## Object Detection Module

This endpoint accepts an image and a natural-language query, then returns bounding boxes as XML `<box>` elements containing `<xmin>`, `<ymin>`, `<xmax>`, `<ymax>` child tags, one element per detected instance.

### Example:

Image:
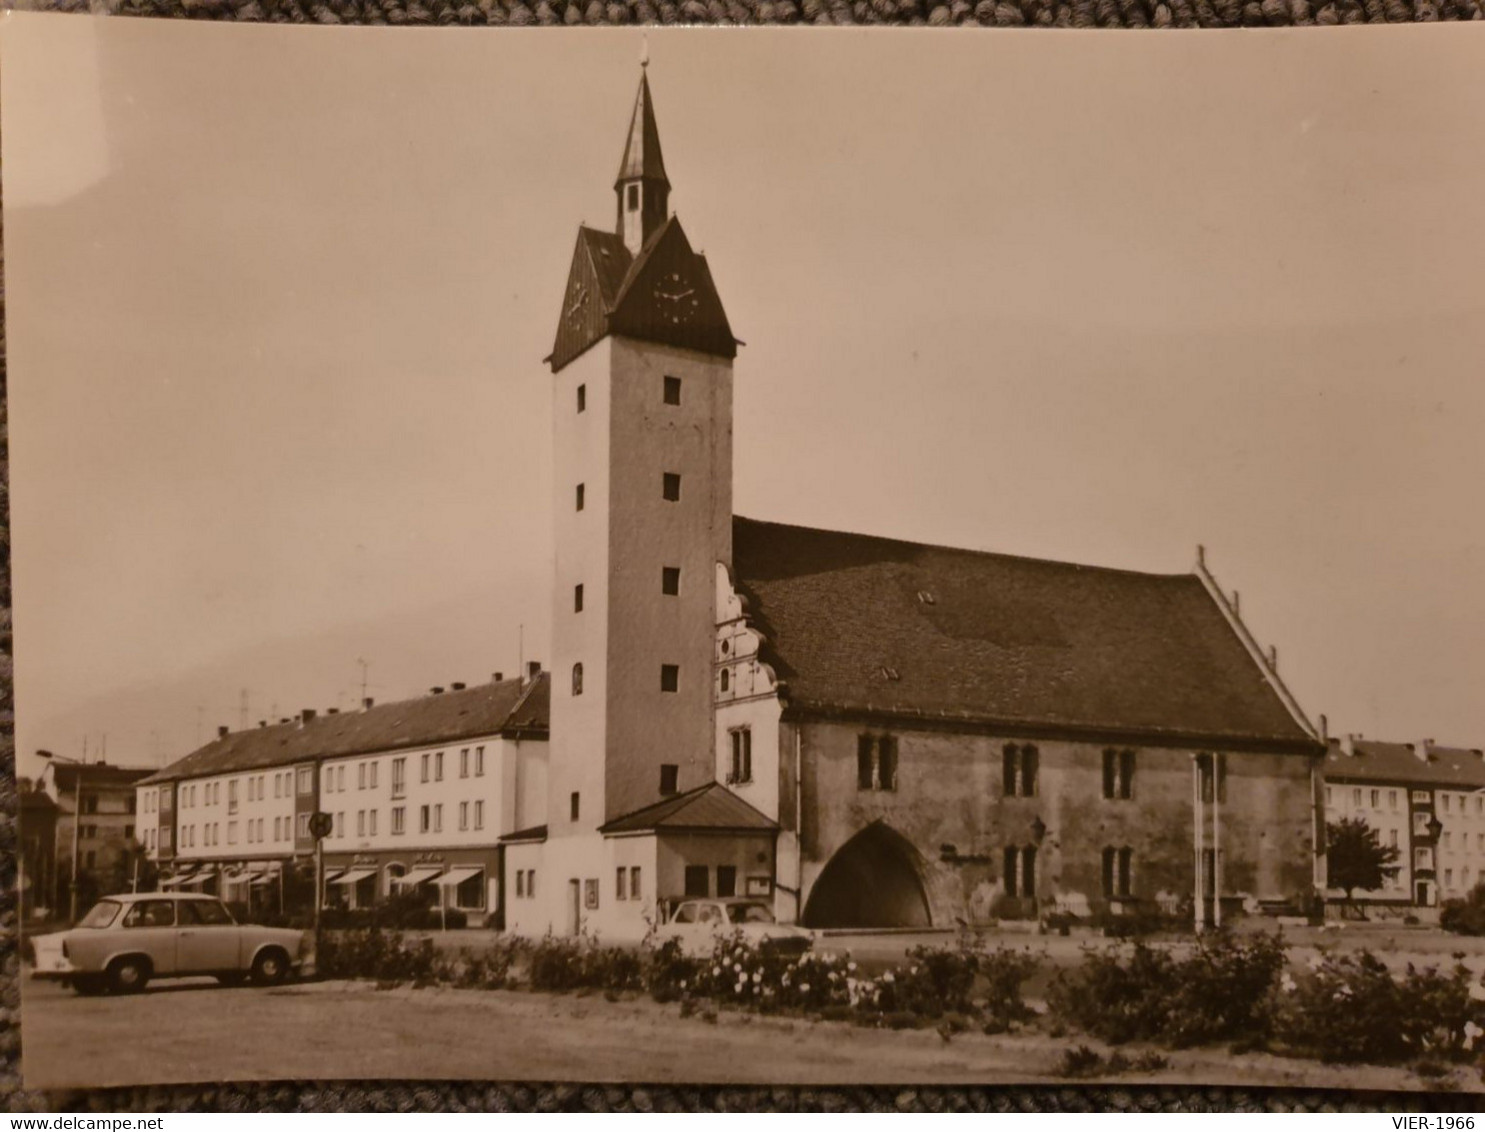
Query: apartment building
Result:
<box><xmin>1323</xmin><ymin>736</ymin><xmax>1485</xmax><ymax>911</ymax></box>
<box><xmin>138</xmin><ymin>669</ymin><xmax>548</xmax><ymax>917</ymax></box>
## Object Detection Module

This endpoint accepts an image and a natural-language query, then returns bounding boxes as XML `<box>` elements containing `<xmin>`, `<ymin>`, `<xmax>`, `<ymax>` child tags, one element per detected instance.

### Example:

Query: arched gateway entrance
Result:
<box><xmin>801</xmin><ymin>823</ymin><xmax>932</xmax><ymax>929</ymax></box>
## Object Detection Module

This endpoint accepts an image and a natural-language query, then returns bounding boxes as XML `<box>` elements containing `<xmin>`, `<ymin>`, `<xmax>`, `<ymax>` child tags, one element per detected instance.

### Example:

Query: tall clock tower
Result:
<box><xmin>545</xmin><ymin>67</ymin><xmax>739</xmax><ymax>838</ymax></box>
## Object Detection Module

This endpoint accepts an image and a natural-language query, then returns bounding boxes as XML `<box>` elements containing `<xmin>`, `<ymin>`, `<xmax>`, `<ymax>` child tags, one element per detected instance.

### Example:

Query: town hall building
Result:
<box><xmin>500</xmin><ymin>68</ymin><xmax>1328</xmax><ymax>941</ymax></box>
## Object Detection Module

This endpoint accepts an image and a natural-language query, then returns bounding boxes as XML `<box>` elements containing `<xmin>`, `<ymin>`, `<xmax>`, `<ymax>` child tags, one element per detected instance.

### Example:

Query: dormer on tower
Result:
<box><xmin>615</xmin><ymin>68</ymin><xmax>670</xmax><ymax>257</ymax></box>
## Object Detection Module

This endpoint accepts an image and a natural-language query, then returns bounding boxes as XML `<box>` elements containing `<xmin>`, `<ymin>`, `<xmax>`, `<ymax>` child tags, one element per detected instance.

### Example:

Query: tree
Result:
<box><xmin>1326</xmin><ymin>817</ymin><xmax>1401</xmax><ymax>918</ymax></box>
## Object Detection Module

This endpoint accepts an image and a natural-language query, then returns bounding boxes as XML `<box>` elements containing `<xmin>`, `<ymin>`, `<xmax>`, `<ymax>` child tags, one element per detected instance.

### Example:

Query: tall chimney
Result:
<box><xmin>300</xmin><ymin>708</ymin><xmax>316</xmax><ymax>727</ymax></box>
<box><xmin>1414</xmin><ymin>739</ymin><xmax>1434</xmax><ymax>763</ymax></box>
<box><xmin>527</xmin><ymin>660</ymin><xmax>541</xmax><ymax>682</ymax></box>
<box><xmin>217</xmin><ymin>725</ymin><xmax>229</xmax><ymax>739</ymax></box>
<box><xmin>1340</xmin><ymin>733</ymin><xmax>1357</xmax><ymax>758</ymax></box>
<box><xmin>362</xmin><ymin>697</ymin><xmax>374</xmax><ymax>711</ymax></box>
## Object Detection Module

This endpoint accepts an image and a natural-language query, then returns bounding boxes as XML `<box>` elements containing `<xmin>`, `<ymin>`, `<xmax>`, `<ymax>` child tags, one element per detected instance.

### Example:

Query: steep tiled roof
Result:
<box><xmin>731</xmin><ymin>517</ymin><xmax>1316</xmax><ymax>751</ymax></box>
<box><xmin>139</xmin><ymin>674</ymin><xmax>549</xmax><ymax>786</ymax></box>
<box><xmin>1324</xmin><ymin>738</ymin><xmax>1485</xmax><ymax>789</ymax></box>
<box><xmin>600</xmin><ymin>782</ymin><xmax>778</xmax><ymax>835</ymax></box>
<box><xmin>549</xmin><ymin>215</ymin><xmax>737</xmax><ymax>371</ymax></box>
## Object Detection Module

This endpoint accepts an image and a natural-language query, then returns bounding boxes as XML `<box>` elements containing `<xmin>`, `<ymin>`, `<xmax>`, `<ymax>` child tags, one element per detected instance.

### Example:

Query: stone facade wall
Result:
<box><xmin>794</xmin><ymin>717</ymin><xmax>1318</xmax><ymax>926</ymax></box>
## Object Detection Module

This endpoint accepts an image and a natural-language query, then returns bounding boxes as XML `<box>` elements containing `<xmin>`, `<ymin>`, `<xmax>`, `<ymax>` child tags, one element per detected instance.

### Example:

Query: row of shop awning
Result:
<box><xmin>323</xmin><ymin>865</ymin><xmax>483</xmax><ymax>889</ymax></box>
<box><xmin>162</xmin><ymin>865</ymin><xmax>280</xmax><ymax>889</ymax></box>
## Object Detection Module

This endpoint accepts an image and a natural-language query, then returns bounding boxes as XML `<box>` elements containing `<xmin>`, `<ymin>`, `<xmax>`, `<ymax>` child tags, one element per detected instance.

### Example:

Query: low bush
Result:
<box><xmin>1053</xmin><ymin>1044</ymin><xmax>1170</xmax><ymax>1079</ymax></box>
<box><xmin>527</xmin><ymin>933</ymin><xmax>644</xmax><ymax>993</ymax></box>
<box><xmin>1440</xmin><ymin>885</ymin><xmax>1485</xmax><ymax>937</ymax></box>
<box><xmin>1048</xmin><ymin>933</ymin><xmax>1285</xmax><ymax>1048</ymax></box>
<box><xmin>318</xmin><ymin>926</ymin><xmax>437</xmax><ymax>983</ymax></box>
<box><xmin>436</xmin><ymin>936</ymin><xmax>528</xmax><ymax>990</ymax></box>
<box><xmin>644</xmin><ymin>938</ymin><xmax>702</xmax><ymax>1003</ymax></box>
<box><xmin>1271</xmin><ymin>950</ymin><xmax>1485</xmax><ymax>1065</ymax></box>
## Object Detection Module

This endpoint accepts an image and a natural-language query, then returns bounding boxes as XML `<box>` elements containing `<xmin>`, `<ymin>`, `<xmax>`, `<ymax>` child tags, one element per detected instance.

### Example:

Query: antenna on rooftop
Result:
<box><xmin>357</xmin><ymin>658</ymin><xmax>370</xmax><ymax>705</ymax></box>
<box><xmin>239</xmin><ymin>688</ymin><xmax>250</xmax><ymax>732</ymax></box>
<box><xmin>640</xmin><ymin>33</ymin><xmax>649</xmax><ymax>69</ymax></box>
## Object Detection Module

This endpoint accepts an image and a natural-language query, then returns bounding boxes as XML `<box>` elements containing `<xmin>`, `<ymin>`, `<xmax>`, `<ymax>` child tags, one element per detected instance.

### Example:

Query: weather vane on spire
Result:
<box><xmin>640</xmin><ymin>34</ymin><xmax>649</xmax><ymax>69</ymax></box>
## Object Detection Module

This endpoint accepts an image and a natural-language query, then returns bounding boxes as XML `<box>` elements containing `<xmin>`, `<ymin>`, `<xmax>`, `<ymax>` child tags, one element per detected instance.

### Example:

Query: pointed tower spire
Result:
<box><xmin>615</xmin><ymin>67</ymin><xmax>670</xmax><ymax>257</ymax></box>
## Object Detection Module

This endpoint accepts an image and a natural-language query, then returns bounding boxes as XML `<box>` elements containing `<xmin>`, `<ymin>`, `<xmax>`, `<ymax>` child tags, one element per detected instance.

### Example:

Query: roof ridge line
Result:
<box><xmin>732</xmin><ymin>514</ymin><xmax>1194</xmax><ymax>581</ymax></box>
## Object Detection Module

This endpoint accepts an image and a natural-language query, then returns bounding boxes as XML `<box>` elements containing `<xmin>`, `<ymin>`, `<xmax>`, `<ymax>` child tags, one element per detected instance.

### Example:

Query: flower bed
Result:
<box><xmin>316</xmin><ymin>924</ymin><xmax>1485</xmax><ymax>1072</ymax></box>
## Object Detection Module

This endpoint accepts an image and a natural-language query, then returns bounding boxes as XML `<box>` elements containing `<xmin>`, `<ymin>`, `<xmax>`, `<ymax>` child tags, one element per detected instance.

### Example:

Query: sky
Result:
<box><xmin>4</xmin><ymin>16</ymin><xmax>1484</xmax><ymax>780</ymax></box>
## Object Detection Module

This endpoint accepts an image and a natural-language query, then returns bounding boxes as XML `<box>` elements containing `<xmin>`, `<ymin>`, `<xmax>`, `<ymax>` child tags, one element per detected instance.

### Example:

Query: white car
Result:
<box><xmin>651</xmin><ymin>897</ymin><xmax>814</xmax><ymax>959</ymax></box>
<box><xmin>30</xmin><ymin>892</ymin><xmax>309</xmax><ymax>995</ymax></box>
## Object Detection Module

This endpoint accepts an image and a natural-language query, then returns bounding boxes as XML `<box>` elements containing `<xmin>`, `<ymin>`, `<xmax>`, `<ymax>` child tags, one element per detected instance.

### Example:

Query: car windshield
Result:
<box><xmin>77</xmin><ymin>900</ymin><xmax>122</xmax><ymax>929</ymax></box>
<box><xmin>727</xmin><ymin>902</ymin><xmax>775</xmax><ymax>925</ymax></box>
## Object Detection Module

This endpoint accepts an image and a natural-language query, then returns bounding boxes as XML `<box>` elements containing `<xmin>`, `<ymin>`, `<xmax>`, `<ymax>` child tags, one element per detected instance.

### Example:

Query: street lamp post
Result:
<box><xmin>36</xmin><ymin>749</ymin><xmax>85</xmax><ymax>924</ymax></box>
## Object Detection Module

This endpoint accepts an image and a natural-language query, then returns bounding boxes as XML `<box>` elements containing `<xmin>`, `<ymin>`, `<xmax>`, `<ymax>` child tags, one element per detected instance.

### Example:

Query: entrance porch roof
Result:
<box><xmin>599</xmin><ymin>782</ymin><xmax>778</xmax><ymax>836</ymax></box>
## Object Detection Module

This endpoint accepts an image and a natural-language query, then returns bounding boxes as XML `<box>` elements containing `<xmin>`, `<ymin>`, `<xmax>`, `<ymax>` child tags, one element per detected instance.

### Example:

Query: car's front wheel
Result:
<box><xmin>106</xmin><ymin>957</ymin><xmax>150</xmax><ymax>995</ymax></box>
<box><xmin>250</xmin><ymin>948</ymin><xmax>290</xmax><ymax>986</ymax></box>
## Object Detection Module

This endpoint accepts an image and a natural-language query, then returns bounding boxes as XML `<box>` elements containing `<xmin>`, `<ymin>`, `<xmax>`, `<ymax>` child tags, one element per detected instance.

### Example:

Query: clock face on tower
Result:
<box><xmin>565</xmin><ymin>285</ymin><xmax>589</xmax><ymax>328</ymax></box>
<box><xmin>652</xmin><ymin>270</ymin><xmax>701</xmax><ymax>325</ymax></box>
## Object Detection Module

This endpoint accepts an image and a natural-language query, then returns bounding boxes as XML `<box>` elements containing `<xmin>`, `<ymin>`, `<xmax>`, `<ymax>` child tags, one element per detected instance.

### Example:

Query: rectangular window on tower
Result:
<box><xmin>659</xmin><ymin>764</ymin><xmax>679</xmax><ymax>795</ymax></box>
<box><xmin>570</xmin><ymin>792</ymin><xmax>581</xmax><ymax>822</ymax></box>
<box><xmin>576</xmin><ymin>383</ymin><xmax>586</xmax><ymax>413</ymax></box>
<box><xmin>663</xmin><ymin>375</ymin><xmax>682</xmax><ymax>405</ymax></box>
<box><xmin>575</xmin><ymin>483</ymin><xmax>585</xmax><ymax>511</ymax></box>
<box><xmin>662</xmin><ymin>472</ymin><xmax>681</xmax><ymax>502</ymax></box>
<box><xmin>627</xmin><ymin>183</ymin><xmax>639</xmax><ymax>210</ymax></box>
<box><xmin>660</xmin><ymin>664</ymin><xmax>680</xmax><ymax>693</ymax></box>
<box><xmin>574</xmin><ymin>584</ymin><xmax>584</xmax><ymax>612</ymax></box>
<box><xmin>661</xmin><ymin>566</ymin><xmax>681</xmax><ymax>596</ymax></box>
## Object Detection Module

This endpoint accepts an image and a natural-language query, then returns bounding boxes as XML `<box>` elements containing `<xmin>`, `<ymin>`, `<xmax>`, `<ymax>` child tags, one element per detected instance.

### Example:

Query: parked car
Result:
<box><xmin>30</xmin><ymin>893</ymin><xmax>309</xmax><ymax>995</ymax></box>
<box><xmin>650</xmin><ymin>897</ymin><xmax>814</xmax><ymax>958</ymax></box>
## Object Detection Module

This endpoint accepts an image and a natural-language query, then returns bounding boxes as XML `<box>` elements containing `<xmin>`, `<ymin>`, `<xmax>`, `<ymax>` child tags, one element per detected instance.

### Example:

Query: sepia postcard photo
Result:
<box><xmin>4</xmin><ymin>11</ymin><xmax>1485</xmax><ymax>1093</ymax></box>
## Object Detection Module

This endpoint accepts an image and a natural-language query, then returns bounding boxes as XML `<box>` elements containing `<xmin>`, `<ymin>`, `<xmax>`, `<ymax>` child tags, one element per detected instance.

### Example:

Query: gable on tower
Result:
<box><xmin>547</xmin><ymin>70</ymin><xmax>738</xmax><ymax>374</ymax></box>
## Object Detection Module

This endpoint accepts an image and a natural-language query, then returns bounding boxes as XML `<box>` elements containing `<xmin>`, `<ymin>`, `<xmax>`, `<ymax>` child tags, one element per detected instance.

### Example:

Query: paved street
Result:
<box><xmin>21</xmin><ymin>968</ymin><xmax>1471</xmax><ymax>1093</ymax></box>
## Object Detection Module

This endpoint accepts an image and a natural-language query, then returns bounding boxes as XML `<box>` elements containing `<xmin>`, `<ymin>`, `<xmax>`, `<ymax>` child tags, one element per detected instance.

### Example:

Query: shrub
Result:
<box><xmin>1054</xmin><ymin>1044</ymin><xmax>1107</xmax><ymax>1079</ymax></box>
<box><xmin>1048</xmin><ymin>933</ymin><xmax>1285</xmax><ymax>1048</ymax></box>
<box><xmin>977</xmin><ymin>946</ymin><xmax>1041</xmax><ymax>1024</ymax></box>
<box><xmin>438</xmin><ymin>936</ymin><xmax>528</xmax><ymax>989</ymax></box>
<box><xmin>527</xmin><ymin>933</ymin><xmax>644</xmax><ymax>993</ymax></box>
<box><xmin>1272</xmin><ymin>950</ymin><xmax>1485</xmax><ymax>1065</ymax></box>
<box><xmin>643</xmin><ymin>937</ymin><xmax>702</xmax><ymax>1003</ymax></box>
<box><xmin>1157</xmin><ymin>932</ymin><xmax>1286</xmax><ymax>1047</ymax></box>
<box><xmin>1048</xmin><ymin>942</ymin><xmax>1177</xmax><ymax>1045</ymax></box>
<box><xmin>872</xmin><ymin>942</ymin><xmax>980</xmax><ymax>1018</ymax></box>
<box><xmin>318</xmin><ymin>926</ymin><xmax>437</xmax><ymax>983</ymax></box>
<box><xmin>1440</xmin><ymin>885</ymin><xmax>1485</xmax><ymax>937</ymax></box>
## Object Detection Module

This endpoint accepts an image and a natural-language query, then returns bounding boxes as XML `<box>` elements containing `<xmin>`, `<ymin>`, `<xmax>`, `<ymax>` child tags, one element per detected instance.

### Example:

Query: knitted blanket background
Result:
<box><xmin>2</xmin><ymin>1</ymin><xmax>1480</xmax><ymax>1113</ymax></box>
